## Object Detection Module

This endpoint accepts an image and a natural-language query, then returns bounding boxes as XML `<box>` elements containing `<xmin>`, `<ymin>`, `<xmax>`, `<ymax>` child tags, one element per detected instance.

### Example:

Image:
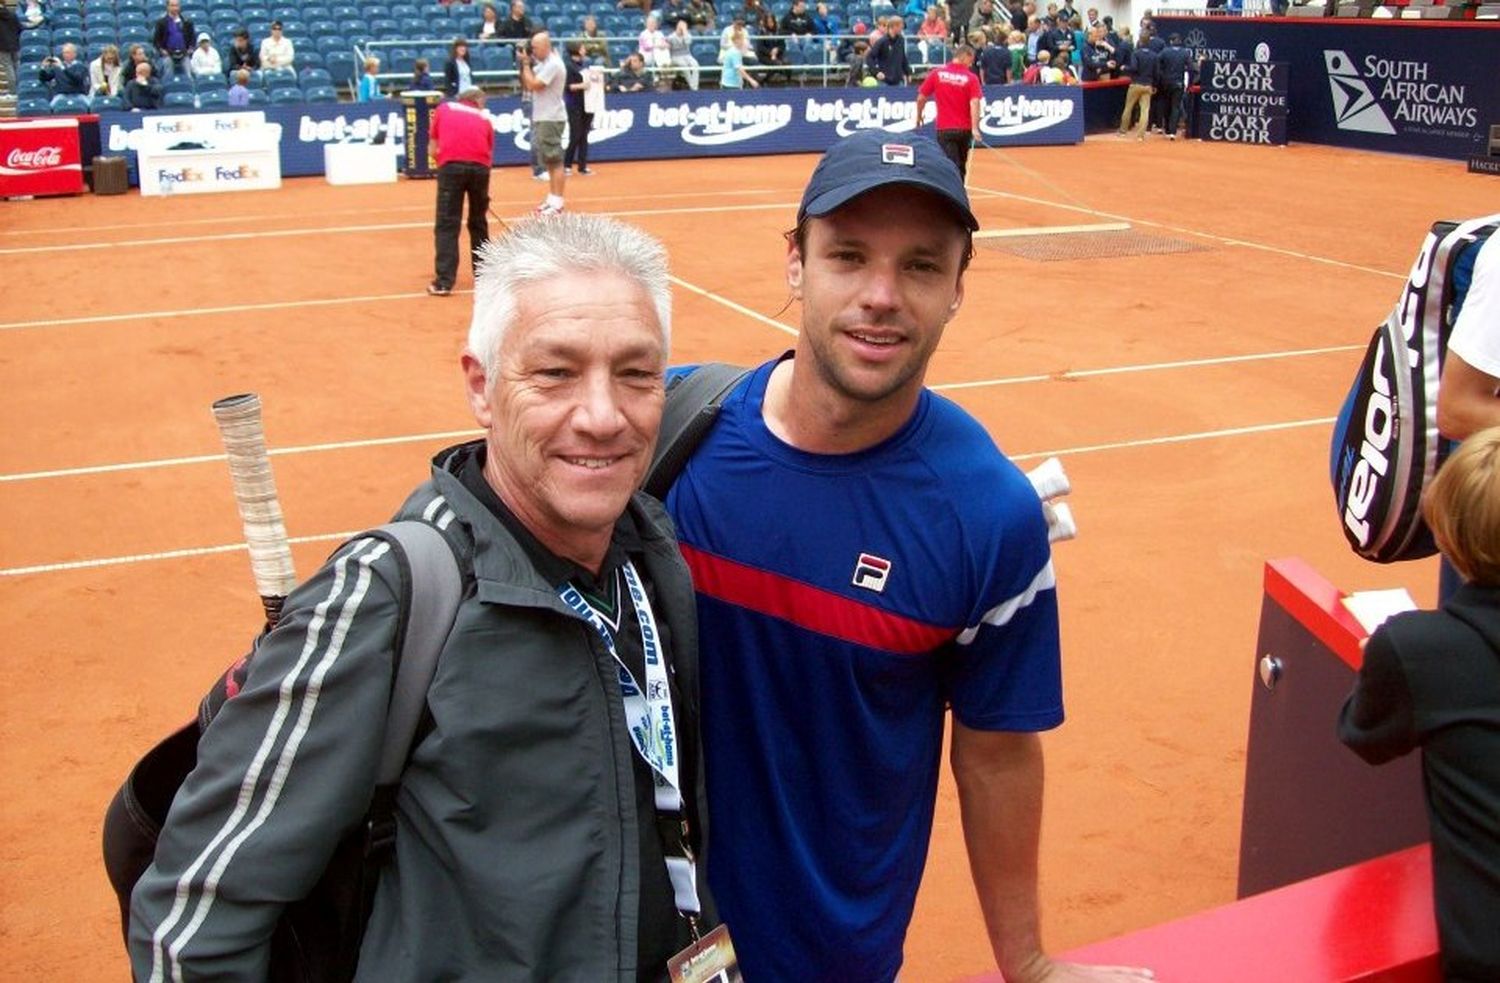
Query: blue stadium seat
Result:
<box><xmin>323</xmin><ymin>49</ymin><xmax>356</xmax><ymax>82</ymax></box>
<box><xmin>309</xmin><ymin>19</ymin><xmax>341</xmax><ymax>37</ymax></box>
<box><xmin>50</xmin><ymin>12</ymin><xmax>85</xmax><ymax>30</ymax></box>
<box><xmin>164</xmin><ymin>74</ymin><xmax>195</xmax><ymax>93</ymax></box>
<box><xmin>294</xmin><ymin>49</ymin><xmax>324</xmax><ymax>69</ymax></box>
<box><xmin>369</xmin><ymin>18</ymin><xmax>401</xmax><ymax>38</ymax></box>
<box><xmin>18</xmin><ymin>97</ymin><xmax>54</xmax><ymax>117</ymax></box>
<box><xmin>163</xmin><ymin>90</ymin><xmax>199</xmax><ymax>107</ymax></box>
<box><xmin>263</xmin><ymin>66</ymin><xmax>298</xmax><ymax>87</ymax></box>
<box><xmin>271</xmin><ymin>6</ymin><xmax>299</xmax><ymax>21</ymax></box>
<box><xmin>85</xmin><ymin>27</ymin><xmax>118</xmax><ymax>46</ymax></box>
<box><xmin>317</xmin><ymin>35</ymin><xmax>351</xmax><ymax>54</ymax></box>
<box><xmin>399</xmin><ymin>17</ymin><xmax>428</xmax><ymax>35</ymax></box>
<box><xmin>365</xmin><ymin>4</ymin><xmax>393</xmax><ymax>19</ymax></box>
<box><xmin>245</xmin><ymin>20</ymin><xmax>271</xmax><ymax>36</ymax></box>
<box><xmin>245</xmin><ymin>87</ymin><xmax>268</xmax><ymax>103</ymax></box>
<box><xmin>93</xmin><ymin>94</ymin><xmax>125</xmax><ymax>110</ymax></box>
<box><xmin>241</xmin><ymin>8</ymin><xmax>272</xmax><ymax>23</ymax></box>
<box><xmin>18</xmin><ymin>79</ymin><xmax>49</xmax><ymax>98</ymax></box>
<box><xmin>51</xmin><ymin>27</ymin><xmax>85</xmax><ymax>46</ymax></box>
<box><xmin>389</xmin><ymin>3</ymin><xmax>421</xmax><ymax>18</ymax></box>
<box><xmin>690</xmin><ymin>38</ymin><xmax>716</xmax><ymax>62</ymax></box>
<box><xmin>385</xmin><ymin>47</ymin><xmax>415</xmax><ymax>73</ymax></box>
<box><xmin>20</xmin><ymin>43</ymin><xmax>52</xmax><ymax>61</ymax></box>
<box><xmin>299</xmin><ymin>66</ymin><xmax>332</xmax><ymax>85</ymax></box>
<box><xmin>330</xmin><ymin>5</ymin><xmax>360</xmax><ymax>20</ymax></box>
<box><xmin>337</xmin><ymin>17</ymin><xmax>367</xmax><ymax>34</ymax></box>
<box><xmin>269</xmin><ymin>85</ymin><xmax>304</xmax><ymax>103</ymax></box>
<box><xmin>302</xmin><ymin>6</ymin><xmax>334</xmax><ymax>22</ymax></box>
<box><xmin>303</xmin><ymin>83</ymin><xmax>337</xmax><ymax>102</ymax></box>
<box><xmin>197</xmin><ymin>88</ymin><xmax>229</xmax><ymax>105</ymax></box>
<box><xmin>87</xmin><ymin>10</ymin><xmax>118</xmax><ymax>25</ymax></box>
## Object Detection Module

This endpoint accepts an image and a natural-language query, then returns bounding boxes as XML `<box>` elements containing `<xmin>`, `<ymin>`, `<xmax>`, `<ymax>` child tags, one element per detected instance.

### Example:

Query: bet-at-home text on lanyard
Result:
<box><xmin>557</xmin><ymin>560</ymin><xmax>701</xmax><ymax>918</ymax></box>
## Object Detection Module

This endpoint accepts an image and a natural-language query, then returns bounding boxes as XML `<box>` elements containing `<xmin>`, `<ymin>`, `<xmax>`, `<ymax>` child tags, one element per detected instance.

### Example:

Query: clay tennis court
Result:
<box><xmin>2</xmin><ymin>138</ymin><xmax>1494</xmax><ymax>980</ymax></box>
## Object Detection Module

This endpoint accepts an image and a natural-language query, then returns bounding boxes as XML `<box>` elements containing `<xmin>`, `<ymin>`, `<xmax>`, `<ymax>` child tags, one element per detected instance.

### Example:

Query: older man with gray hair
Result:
<box><xmin>517</xmin><ymin>30</ymin><xmax>568</xmax><ymax>214</ymax></box>
<box><xmin>129</xmin><ymin>214</ymin><xmax>717</xmax><ymax>981</ymax></box>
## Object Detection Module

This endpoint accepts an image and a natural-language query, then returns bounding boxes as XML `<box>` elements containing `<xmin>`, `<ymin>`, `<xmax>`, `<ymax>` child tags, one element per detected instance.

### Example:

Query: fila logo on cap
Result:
<box><xmin>881</xmin><ymin>143</ymin><xmax>914</xmax><ymax>167</ymax></box>
<box><xmin>852</xmin><ymin>553</ymin><xmax>892</xmax><ymax>592</ymax></box>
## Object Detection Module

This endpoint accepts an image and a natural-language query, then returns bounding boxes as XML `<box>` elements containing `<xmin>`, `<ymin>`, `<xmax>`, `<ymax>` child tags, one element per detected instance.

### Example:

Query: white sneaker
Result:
<box><xmin>535</xmin><ymin>201</ymin><xmax>563</xmax><ymax>215</ymax></box>
<box><xmin>531</xmin><ymin>171</ymin><xmax>548</xmax><ymax>181</ymax></box>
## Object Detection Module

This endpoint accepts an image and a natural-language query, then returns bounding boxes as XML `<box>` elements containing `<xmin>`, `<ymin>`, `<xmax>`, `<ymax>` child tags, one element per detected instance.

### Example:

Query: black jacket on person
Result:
<box><xmin>977</xmin><ymin>43</ymin><xmax>1010</xmax><ymax>83</ymax></box>
<box><xmin>497</xmin><ymin>14</ymin><xmax>533</xmax><ymax>41</ymax></box>
<box><xmin>1080</xmin><ymin>40</ymin><xmax>1112</xmax><ymax>80</ymax></box>
<box><xmin>1339</xmin><ymin>584</ymin><xmax>1500</xmax><ymax>982</ymax></box>
<box><xmin>865</xmin><ymin>31</ymin><xmax>910</xmax><ymax>85</ymax></box>
<box><xmin>123</xmin><ymin>76</ymin><xmax>164</xmax><ymax>109</ymax></box>
<box><xmin>41</xmin><ymin>58</ymin><xmax>90</xmax><ymax>95</ymax></box>
<box><xmin>780</xmin><ymin>9</ymin><xmax>815</xmax><ymax>35</ymax></box>
<box><xmin>226</xmin><ymin>42</ymin><xmax>260</xmax><ymax>71</ymax></box>
<box><xmin>442</xmin><ymin>55</ymin><xmax>469</xmax><ymax>95</ymax></box>
<box><xmin>152</xmin><ymin>14</ymin><xmax>196</xmax><ymax>55</ymax></box>
<box><xmin>1126</xmin><ymin>42</ymin><xmax>1159</xmax><ymax>87</ymax></box>
<box><xmin>1158</xmin><ymin>41</ymin><xmax>1192</xmax><ymax>87</ymax></box>
<box><xmin>1</xmin><ymin>6</ymin><xmax>22</xmax><ymax>55</ymax></box>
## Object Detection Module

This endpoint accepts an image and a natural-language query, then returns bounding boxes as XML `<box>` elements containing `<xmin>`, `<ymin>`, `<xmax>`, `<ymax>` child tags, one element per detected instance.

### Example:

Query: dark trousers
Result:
<box><xmin>936</xmin><ymin>128</ymin><xmax>971</xmax><ymax>180</ymax></box>
<box><xmin>565</xmin><ymin>105</ymin><xmax>592</xmax><ymax>170</ymax></box>
<box><xmin>433</xmin><ymin>161</ymin><xmax>490</xmax><ymax>290</ymax></box>
<box><xmin>1162</xmin><ymin>84</ymin><xmax>1185</xmax><ymax>134</ymax></box>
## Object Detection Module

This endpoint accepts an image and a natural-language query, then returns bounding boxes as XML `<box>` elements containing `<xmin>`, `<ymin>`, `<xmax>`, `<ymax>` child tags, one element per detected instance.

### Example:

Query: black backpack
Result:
<box><xmin>103</xmin><ymin>363</ymin><xmax>749</xmax><ymax>982</ymax></box>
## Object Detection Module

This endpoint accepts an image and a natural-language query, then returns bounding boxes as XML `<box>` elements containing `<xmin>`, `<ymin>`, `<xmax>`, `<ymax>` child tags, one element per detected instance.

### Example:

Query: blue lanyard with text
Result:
<box><xmin>557</xmin><ymin>559</ymin><xmax>702</xmax><ymax>920</ymax></box>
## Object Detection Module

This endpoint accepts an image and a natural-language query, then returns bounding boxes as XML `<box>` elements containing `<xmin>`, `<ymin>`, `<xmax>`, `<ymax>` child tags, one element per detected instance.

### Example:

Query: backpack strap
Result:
<box><xmin>372</xmin><ymin>520</ymin><xmax>464</xmax><ymax>785</ymax></box>
<box><xmin>643</xmin><ymin>362</ymin><xmax>750</xmax><ymax>500</ymax></box>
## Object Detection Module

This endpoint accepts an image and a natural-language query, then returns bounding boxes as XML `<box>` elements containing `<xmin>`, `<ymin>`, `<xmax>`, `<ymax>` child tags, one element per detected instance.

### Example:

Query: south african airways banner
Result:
<box><xmin>97</xmin><ymin>84</ymin><xmax>1082</xmax><ymax>184</ymax></box>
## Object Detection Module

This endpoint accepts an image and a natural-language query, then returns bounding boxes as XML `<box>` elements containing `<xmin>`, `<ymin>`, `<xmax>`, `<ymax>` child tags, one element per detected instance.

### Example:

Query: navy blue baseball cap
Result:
<box><xmin>798</xmin><ymin>129</ymin><xmax>979</xmax><ymax>232</ymax></box>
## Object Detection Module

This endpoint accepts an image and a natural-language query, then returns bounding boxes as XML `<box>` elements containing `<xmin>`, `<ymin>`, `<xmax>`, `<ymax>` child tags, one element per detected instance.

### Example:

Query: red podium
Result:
<box><xmin>0</xmin><ymin>118</ymin><xmax>88</xmax><ymax>198</ymax></box>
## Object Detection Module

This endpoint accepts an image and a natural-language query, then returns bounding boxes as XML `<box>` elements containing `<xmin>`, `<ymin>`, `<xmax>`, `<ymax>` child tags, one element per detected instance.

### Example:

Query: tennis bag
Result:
<box><xmin>1331</xmin><ymin>215</ymin><xmax>1500</xmax><ymax>563</ymax></box>
<box><xmin>102</xmin><ymin>521</ymin><xmax>463</xmax><ymax>983</ymax></box>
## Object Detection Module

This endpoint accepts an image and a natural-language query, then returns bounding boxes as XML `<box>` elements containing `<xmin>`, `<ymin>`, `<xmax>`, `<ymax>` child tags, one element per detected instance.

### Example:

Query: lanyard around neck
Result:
<box><xmin>557</xmin><ymin>559</ymin><xmax>702</xmax><ymax>921</ymax></box>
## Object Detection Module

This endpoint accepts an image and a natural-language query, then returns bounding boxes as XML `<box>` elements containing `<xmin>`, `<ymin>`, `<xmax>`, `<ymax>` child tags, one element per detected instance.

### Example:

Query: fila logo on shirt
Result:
<box><xmin>852</xmin><ymin>553</ymin><xmax>892</xmax><ymax>593</ymax></box>
<box><xmin>881</xmin><ymin>143</ymin><xmax>914</xmax><ymax>167</ymax></box>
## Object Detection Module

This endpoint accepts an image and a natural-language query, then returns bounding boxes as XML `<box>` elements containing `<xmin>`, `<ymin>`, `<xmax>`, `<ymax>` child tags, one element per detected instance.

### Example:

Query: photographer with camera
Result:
<box><xmin>517</xmin><ymin>31</ymin><xmax>567</xmax><ymax>215</ymax></box>
<box><xmin>40</xmin><ymin>42</ymin><xmax>90</xmax><ymax>100</ymax></box>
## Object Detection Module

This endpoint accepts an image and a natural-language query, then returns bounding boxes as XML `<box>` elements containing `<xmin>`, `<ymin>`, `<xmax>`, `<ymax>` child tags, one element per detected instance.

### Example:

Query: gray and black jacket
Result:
<box><xmin>129</xmin><ymin>442</ymin><xmax>713</xmax><ymax>981</ymax></box>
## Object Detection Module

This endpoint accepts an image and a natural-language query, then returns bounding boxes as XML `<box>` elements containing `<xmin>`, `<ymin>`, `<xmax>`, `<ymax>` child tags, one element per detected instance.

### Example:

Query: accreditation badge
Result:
<box><xmin>667</xmin><ymin>924</ymin><xmax>740</xmax><ymax>983</ymax></box>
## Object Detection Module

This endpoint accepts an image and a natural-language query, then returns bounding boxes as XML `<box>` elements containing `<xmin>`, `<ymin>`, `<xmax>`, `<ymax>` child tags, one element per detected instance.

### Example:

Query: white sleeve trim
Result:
<box><xmin>956</xmin><ymin>559</ymin><xmax>1056</xmax><ymax>646</ymax></box>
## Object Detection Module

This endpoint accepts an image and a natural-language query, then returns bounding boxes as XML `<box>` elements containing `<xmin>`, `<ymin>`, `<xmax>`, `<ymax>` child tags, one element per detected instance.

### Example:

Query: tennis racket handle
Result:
<box><xmin>212</xmin><ymin>393</ymin><xmax>298</xmax><ymax>606</ymax></box>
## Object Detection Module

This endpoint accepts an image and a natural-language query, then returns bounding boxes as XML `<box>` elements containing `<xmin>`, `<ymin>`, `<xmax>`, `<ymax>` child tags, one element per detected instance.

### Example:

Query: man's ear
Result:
<box><xmin>785</xmin><ymin>237</ymin><xmax>804</xmax><ymax>296</ymax></box>
<box><xmin>461</xmin><ymin>351</ymin><xmax>494</xmax><ymax>428</ymax></box>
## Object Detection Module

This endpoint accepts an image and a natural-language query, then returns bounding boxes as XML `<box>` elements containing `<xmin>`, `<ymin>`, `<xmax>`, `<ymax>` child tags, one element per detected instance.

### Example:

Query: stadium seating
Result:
<box><xmin>324</xmin><ymin>50</ymin><xmax>357</xmax><ymax>83</ymax></box>
<box><xmin>304</xmin><ymin>83</ymin><xmax>339</xmax><ymax>101</ymax></box>
<box><xmin>18</xmin><ymin>97</ymin><xmax>53</xmax><ymax>117</ymax></box>
<box><xmin>163</xmin><ymin>90</ymin><xmax>198</xmax><ymax>107</ymax></box>
<box><xmin>93</xmin><ymin>94</ymin><xmax>125</xmax><ymax>110</ymax></box>
<box><xmin>198</xmin><ymin>88</ymin><xmax>230</xmax><ymax>106</ymax></box>
<box><xmin>270</xmin><ymin>85</ymin><xmax>305</xmax><ymax>103</ymax></box>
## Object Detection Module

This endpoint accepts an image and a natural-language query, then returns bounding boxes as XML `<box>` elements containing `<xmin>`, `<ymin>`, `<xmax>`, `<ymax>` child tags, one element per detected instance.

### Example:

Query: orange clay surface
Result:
<box><xmin>2</xmin><ymin>137</ymin><xmax>1496</xmax><ymax>981</ymax></box>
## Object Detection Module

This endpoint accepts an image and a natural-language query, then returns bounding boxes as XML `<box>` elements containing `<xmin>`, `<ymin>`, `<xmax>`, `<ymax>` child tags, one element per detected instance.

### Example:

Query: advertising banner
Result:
<box><xmin>99</xmin><ymin>84</ymin><xmax>1083</xmax><ymax>185</ymax></box>
<box><xmin>1197</xmin><ymin>60</ymin><xmax>1289</xmax><ymax>146</ymax></box>
<box><xmin>0</xmin><ymin>118</ymin><xmax>86</xmax><ymax>197</ymax></box>
<box><xmin>1157</xmin><ymin>17</ymin><xmax>1499</xmax><ymax>160</ymax></box>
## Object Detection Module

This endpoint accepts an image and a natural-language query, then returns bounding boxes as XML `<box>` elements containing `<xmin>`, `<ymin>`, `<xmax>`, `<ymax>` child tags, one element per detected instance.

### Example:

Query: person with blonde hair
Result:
<box><xmin>357</xmin><ymin>54</ymin><xmax>381</xmax><ymax>100</ymax></box>
<box><xmin>90</xmin><ymin>43</ymin><xmax>125</xmax><ymax>97</ymax></box>
<box><xmin>1340</xmin><ymin>425</ymin><xmax>1500</xmax><ymax>981</ymax></box>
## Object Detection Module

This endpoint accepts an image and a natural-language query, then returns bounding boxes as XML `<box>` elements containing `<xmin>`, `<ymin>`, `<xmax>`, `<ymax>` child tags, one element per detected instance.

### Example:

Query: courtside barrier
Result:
<box><xmin>94</xmin><ymin>84</ymin><xmax>1083</xmax><ymax>186</ymax></box>
<box><xmin>1155</xmin><ymin>16</ymin><xmax>1499</xmax><ymax>159</ymax></box>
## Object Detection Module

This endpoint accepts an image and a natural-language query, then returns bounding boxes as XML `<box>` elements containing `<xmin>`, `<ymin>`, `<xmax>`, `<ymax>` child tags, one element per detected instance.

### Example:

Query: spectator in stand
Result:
<box><xmin>1079</xmin><ymin>24</ymin><xmax>1114</xmax><ymax>79</ymax></box>
<box><xmin>1118</xmin><ymin>28</ymin><xmax>1157</xmax><ymax>139</ymax></box>
<box><xmin>948</xmin><ymin>0</ymin><xmax>974</xmax><ymax>43</ymax></box>
<box><xmin>1046</xmin><ymin>14</ymin><xmax>1072</xmax><ymax>60</ymax></box>
<box><xmin>973</xmin><ymin>29</ymin><xmax>1006</xmax><ymax>83</ymax></box>
<box><xmin>720</xmin><ymin>24</ymin><xmax>757</xmax><ymax>87</ymax></box>
<box><xmin>782</xmin><ymin>0</ymin><xmax>816</xmax><ymax>36</ymax></box>
<box><xmin>19</xmin><ymin>0</ymin><xmax>43</xmax><ymax>29</ymax></box>
<box><xmin>1338</xmin><ymin>425</ymin><xmax>1500</xmax><ymax>983</ymax></box>
<box><xmin>1024</xmin><ymin>15</ymin><xmax>1041</xmax><ymax>60</ymax></box>
<box><xmin>40</xmin><ymin>42</ymin><xmax>89</xmax><ymax>97</ymax></box>
<box><xmin>190</xmin><ymin>32</ymin><xmax>221</xmax><ymax>78</ymax></box>
<box><xmin>1084</xmin><ymin>5</ymin><xmax>1098</xmax><ymax>26</ymax></box>
<box><xmin>1157</xmin><ymin>33</ymin><xmax>1192</xmax><ymax>139</ymax></box>
<box><xmin>753</xmin><ymin>7</ymin><xmax>787</xmax><ymax>84</ymax></box>
<box><xmin>575</xmin><ymin>13</ymin><xmax>610</xmax><ymax>64</ymax></box>
<box><xmin>742</xmin><ymin>0</ymin><xmax>767</xmax><ymax>22</ymax></box>
<box><xmin>517</xmin><ymin>30</ymin><xmax>567</xmax><ymax>215</ymax></box>
<box><xmin>227</xmin><ymin>66</ymin><xmax>251</xmax><ymax>104</ymax></box>
<box><xmin>125</xmin><ymin>43</ymin><xmax>156</xmax><ymax>81</ymax></box>
<box><xmin>476</xmin><ymin>2</ymin><xmax>500</xmax><ymax>40</ymax></box>
<box><xmin>357</xmin><ymin>55</ymin><xmax>381</xmax><ymax>100</ymax></box>
<box><xmin>845</xmin><ymin>36</ymin><xmax>870</xmax><ymax>84</ymax></box>
<box><xmin>665</xmin><ymin>18</ymin><xmax>698</xmax><ymax>89</ymax></box>
<box><xmin>616</xmin><ymin>0</ymin><xmax>649</xmax><ymax>13</ymax></box>
<box><xmin>563</xmin><ymin>42</ymin><xmax>594</xmax><ymax>173</ymax></box>
<box><xmin>443</xmin><ymin>37</ymin><xmax>473</xmax><ymax>95</ymax></box>
<box><xmin>90</xmin><ymin>44</ymin><xmax>125</xmax><ymax>98</ymax></box>
<box><xmin>426</xmin><ymin>85</ymin><xmax>491</xmax><ymax>296</ymax></box>
<box><xmin>0</xmin><ymin>0</ymin><xmax>20</xmax><ymax>100</ymax></box>
<box><xmin>968</xmin><ymin>0</ymin><xmax>1002</xmax><ymax>35</ymax></box>
<box><xmin>915</xmin><ymin>42</ymin><xmax>981</xmax><ymax>177</ymax></box>
<box><xmin>1005</xmin><ymin>28</ymin><xmax>1024</xmax><ymax>78</ymax></box>
<box><xmin>657</xmin><ymin>0</ymin><xmax>690</xmax><ymax>30</ymax></box>
<box><xmin>864</xmin><ymin>11</ymin><xmax>910</xmax><ymax>85</ymax></box>
<box><xmin>718</xmin><ymin>15</ymin><xmax>746</xmax><ymax>62</ymax></box>
<box><xmin>259</xmin><ymin>20</ymin><xmax>293</xmax><ymax>70</ymax></box>
<box><xmin>498</xmin><ymin>0</ymin><xmax>534</xmax><ymax>41</ymax></box>
<box><xmin>1009</xmin><ymin>0</ymin><xmax>1028</xmax><ymax>31</ymax></box>
<box><xmin>637</xmin><ymin>12</ymin><xmax>665</xmax><ymax>58</ymax></box>
<box><xmin>685</xmin><ymin>0</ymin><xmax>715</xmax><ymax>29</ymax></box>
<box><xmin>123</xmin><ymin>59</ymin><xmax>163</xmax><ymax>109</ymax></box>
<box><xmin>811</xmin><ymin>1</ymin><xmax>838</xmax><ymax>37</ymax></box>
<box><xmin>226</xmin><ymin>28</ymin><xmax>258</xmax><ymax>72</ymax></box>
<box><xmin>1112</xmin><ymin>25</ymin><xmax>1134</xmax><ymax>77</ymax></box>
<box><xmin>1021</xmin><ymin>46</ymin><xmax>1046</xmax><ymax>82</ymax></box>
<box><xmin>612</xmin><ymin>49</ymin><xmax>649</xmax><ymax>90</ymax></box>
<box><xmin>412</xmin><ymin>56</ymin><xmax>433</xmax><ymax>88</ymax></box>
<box><xmin>919</xmin><ymin>4</ymin><xmax>949</xmax><ymax>41</ymax></box>
<box><xmin>152</xmin><ymin>0</ymin><xmax>194</xmax><ymax>78</ymax></box>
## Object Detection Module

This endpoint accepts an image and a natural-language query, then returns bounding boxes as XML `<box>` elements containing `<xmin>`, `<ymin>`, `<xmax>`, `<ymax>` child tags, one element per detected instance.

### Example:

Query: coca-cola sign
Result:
<box><xmin>6</xmin><ymin>146</ymin><xmax>64</xmax><ymax>170</ymax></box>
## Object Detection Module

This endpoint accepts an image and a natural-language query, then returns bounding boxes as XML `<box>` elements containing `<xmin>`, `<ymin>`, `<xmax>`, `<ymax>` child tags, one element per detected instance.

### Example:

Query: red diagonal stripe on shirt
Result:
<box><xmin>679</xmin><ymin>543</ymin><xmax>954</xmax><ymax>655</ymax></box>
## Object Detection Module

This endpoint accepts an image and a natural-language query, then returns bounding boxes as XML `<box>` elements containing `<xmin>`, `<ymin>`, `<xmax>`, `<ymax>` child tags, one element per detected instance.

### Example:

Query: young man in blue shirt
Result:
<box><xmin>663</xmin><ymin>131</ymin><xmax>1155</xmax><ymax>983</ymax></box>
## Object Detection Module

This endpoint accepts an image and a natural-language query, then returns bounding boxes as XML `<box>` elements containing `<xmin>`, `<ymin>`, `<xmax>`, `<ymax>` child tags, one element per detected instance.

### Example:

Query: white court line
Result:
<box><xmin>932</xmin><ymin>343</ymin><xmax>1364</xmax><ymax>391</ymax></box>
<box><xmin>0</xmin><ymin>415</ymin><xmax>1337</xmax><ymax>577</ymax></box>
<box><xmin>1009</xmin><ymin>416</ymin><xmax>1334</xmax><ymax>463</ymax></box>
<box><xmin>669</xmin><ymin>275</ymin><xmax>798</xmax><ymax>338</ymax></box>
<box><xmin>0</xmin><ymin>187</ymin><xmax>793</xmax><ymax>238</ymax></box>
<box><xmin>0</xmin><ymin>201</ymin><xmax>800</xmax><ymax>257</ymax></box>
<box><xmin>0</xmin><ymin>344</ymin><xmax>1361</xmax><ymax>484</ymax></box>
<box><xmin>0</xmin><ymin>290</ymin><xmax>468</xmax><ymax>331</ymax></box>
<box><xmin>965</xmin><ymin>183</ymin><xmax>1408</xmax><ymax>281</ymax></box>
<box><xmin>0</xmin><ymin>428</ymin><xmax>481</xmax><ymax>483</ymax></box>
